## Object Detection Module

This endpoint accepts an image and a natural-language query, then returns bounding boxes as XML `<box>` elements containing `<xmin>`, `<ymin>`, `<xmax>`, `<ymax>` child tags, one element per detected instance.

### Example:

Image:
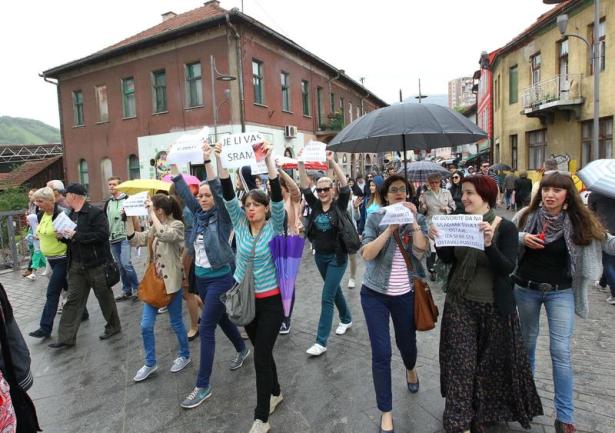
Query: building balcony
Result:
<box><xmin>521</xmin><ymin>74</ymin><xmax>584</xmax><ymax>121</ymax></box>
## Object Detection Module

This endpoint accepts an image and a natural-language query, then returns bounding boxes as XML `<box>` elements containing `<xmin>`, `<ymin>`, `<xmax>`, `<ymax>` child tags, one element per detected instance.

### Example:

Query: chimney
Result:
<box><xmin>204</xmin><ymin>0</ymin><xmax>220</xmax><ymax>6</ymax></box>
<box><xmin>161</xmin><ymin>11</ymin><xmax>177</xmax><ymax>21</ymax></box>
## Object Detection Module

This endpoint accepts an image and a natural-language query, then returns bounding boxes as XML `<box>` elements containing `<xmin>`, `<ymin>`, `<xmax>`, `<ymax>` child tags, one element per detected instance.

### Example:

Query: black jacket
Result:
<box><xmin>436</xmin><ymin>218</ymin><xmax>519</xmax><ymax>316</ymax></box>
<box><xmin>64</xmin><ymin>202</ymin><xmax>111</xmax><ymax>267</ymax></box>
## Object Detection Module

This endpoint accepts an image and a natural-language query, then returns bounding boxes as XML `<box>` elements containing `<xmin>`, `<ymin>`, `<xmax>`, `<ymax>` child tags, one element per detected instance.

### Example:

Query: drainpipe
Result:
<box><xmin>39</xmin><ymin>73</ymin><xmax>67</xmax><ymax>181</ymax></box>
<box><xmin>226</xmin><ymin>13</ymin><xmax>246</xmax><ymax>132</ymax></box>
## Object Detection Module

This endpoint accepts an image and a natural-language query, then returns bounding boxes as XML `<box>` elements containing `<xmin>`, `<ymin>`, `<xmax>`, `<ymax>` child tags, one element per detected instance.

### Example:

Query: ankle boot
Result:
<box><xmin>554</xmin><ymin>419</ymin><xmax>576</xmax><ymax>433</ymax></box>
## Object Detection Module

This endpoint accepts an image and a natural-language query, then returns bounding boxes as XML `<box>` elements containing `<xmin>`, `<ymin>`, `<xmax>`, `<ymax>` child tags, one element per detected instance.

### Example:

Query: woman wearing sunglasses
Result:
<box><xmin>300</xmin><ymin>152</ymin><xmax>353</xmax><ymax>357</ymax></box>
<box><xmin>448</xmin><ymin>171</ymin><xmax>465</xmax><ymax>214</ymax></box>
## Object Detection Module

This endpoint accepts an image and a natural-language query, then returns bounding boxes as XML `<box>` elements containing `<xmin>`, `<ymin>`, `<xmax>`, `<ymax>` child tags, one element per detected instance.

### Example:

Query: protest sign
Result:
<box><xmin>123</xmin><ymin>192</ymin><xmax>149</xmax><ymax>216</ymax></box>
<box><xmin>52</xmin><ymin>212</ymin><xmax>77</xmax><ymax>237</ymax></box>
<box><xmin>166</xmin><ymin>126</ymin><xmax>209</xmax><ymax>164</ymax></box>
<box><xmin>379</xmin><ymin>203</ymin><xmax>415</xmax><ymax>226</ymax></box>
<box><xmin>432</xmin><ymin>214</ymin><xmax>484</xmax><ymax>250</ymax></box>
<box><xmin>220</xmin><ymin>132</ymin><xmax>264</xmax><ymax>169</ymax></box>
<box><xmin>299</xmin><ymin>141</ymin><xmax>327</xmax><ymax>162</ymax></box>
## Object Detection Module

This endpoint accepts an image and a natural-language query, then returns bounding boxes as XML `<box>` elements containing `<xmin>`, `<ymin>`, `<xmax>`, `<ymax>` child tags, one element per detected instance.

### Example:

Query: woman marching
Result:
<box><xmin>299</xmin><ymin>153</ymin><xmax>353</xmax><ymax>357</ymax></box>
<box><xmin>448</xmin><ymin>170</ymin><xmax>465</xmax><ymax>214</ymax></box>
<box><xmin>215</xmin><ymin>141</ymin><xmax>285</xmax><ymax>433</ymax></box>
<box><xmin>127</xmin><ymin>194</ymin><xmax>191</xmax><ymax>382</ymax></box>
<box><xmin>172</xmin><ymin>143</ymin><xmax>249</xmax><ymax>409</ymax></box>
<box><xmin>432</xmin><ymin>175</ymin><xmax>542</xmax><ymax>433</ymax></box>
<box><xmin>513</xmin><ymin>172</ymin><xmax>615</xmax><ymax>433</ymax></box>
<box><xmin>360</xmin><ymin>175</ymin><xmax>427</xmax><ymax>433</ymax></box>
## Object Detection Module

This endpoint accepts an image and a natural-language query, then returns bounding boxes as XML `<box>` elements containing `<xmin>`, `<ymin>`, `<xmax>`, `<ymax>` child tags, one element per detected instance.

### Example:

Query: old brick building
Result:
<box><xmin>43</xmin><ymin>1</ymin><xmax>386</xmax><ymax>200</ymax></box>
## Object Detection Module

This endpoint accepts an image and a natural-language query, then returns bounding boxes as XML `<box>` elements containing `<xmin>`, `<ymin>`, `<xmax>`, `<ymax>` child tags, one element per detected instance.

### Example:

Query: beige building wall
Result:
<box><xmin>492</xmin><ymin>0</ymin><xmax>614</xmax><ymax>177</ymax></box>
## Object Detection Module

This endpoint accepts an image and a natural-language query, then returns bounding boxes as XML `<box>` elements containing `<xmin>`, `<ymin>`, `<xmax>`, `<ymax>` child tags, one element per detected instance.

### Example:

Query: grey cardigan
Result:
<box><xmin>513</xmin><ymin>209</ymin><xmax>615</xmax><ymax>318</ymax></box>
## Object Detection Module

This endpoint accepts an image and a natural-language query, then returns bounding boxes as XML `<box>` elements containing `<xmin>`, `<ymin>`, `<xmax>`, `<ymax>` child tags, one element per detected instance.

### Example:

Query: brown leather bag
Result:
<box><xmin>393</xmin><ymin>230</ymin><xmax>439</xmax><ymax>331</ymax></box>
<box><xmin>138</xmin><ymin>238</ymin><xmax>173</xmax><ymax>308</ymax></box>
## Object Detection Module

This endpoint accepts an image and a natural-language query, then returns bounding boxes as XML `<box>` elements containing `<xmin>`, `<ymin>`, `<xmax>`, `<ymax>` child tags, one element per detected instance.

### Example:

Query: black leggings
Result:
<box><xmin>245</xmin><ymin>294</ymin><xmax>284</xmax><ymax>422</ymax></box>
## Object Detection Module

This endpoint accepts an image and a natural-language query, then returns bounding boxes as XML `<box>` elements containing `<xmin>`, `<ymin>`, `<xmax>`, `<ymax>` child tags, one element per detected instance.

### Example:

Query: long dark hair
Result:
<box><xmin>517</xmin><ymin>172</ymin><xmax>605</xmax><ymax>245</ymax></box>
<box><xmin>152</xmin><ymin>193</ymin><xmax>183</xmax><ymax>222</ymax></box>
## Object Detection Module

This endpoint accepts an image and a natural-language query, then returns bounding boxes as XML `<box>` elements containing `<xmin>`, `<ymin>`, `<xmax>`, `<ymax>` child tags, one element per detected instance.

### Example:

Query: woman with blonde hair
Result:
<box><xmin>513</xmin><ymin>172</ymin><xmax>615</xmax><ymax>433</ymax></box>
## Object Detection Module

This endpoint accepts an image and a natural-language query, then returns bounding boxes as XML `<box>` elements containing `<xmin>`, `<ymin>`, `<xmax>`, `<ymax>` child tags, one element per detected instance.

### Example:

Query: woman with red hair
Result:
<box><xmin>430</xmin><ymin>175</ymin><xmax>542</xmax><ymax>433</ymax></box>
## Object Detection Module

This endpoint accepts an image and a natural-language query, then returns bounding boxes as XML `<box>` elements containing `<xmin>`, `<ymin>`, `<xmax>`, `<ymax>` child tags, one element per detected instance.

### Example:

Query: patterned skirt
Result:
<box><xmin>439</xmin><ymin>296</ymin><xmax>543</xmax><ymax>433</ymax></box>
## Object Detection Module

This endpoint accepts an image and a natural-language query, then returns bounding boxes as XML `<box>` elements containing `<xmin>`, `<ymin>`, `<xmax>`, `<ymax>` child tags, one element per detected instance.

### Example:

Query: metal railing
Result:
<box><xmin>0</xmin><ymin>144</ymin><xmax>63</xmax><ymax>163</ymax></box>
<box><xmin>522</xmin><ymin>73</ymin><xmax>583</xmax><ymax>109</ymax></box>
<box><xmin>0</xmin><ymin>210</ymin><xmax>30</xmax><ymax>270</ymax></box>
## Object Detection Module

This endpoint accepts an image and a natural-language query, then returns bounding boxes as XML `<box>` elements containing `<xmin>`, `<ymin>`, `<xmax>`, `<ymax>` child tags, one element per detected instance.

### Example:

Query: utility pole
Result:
<box><xmin>399</xmin><ymin>89</ymin><xmax>403</xmax><ymax>102</ymax></box>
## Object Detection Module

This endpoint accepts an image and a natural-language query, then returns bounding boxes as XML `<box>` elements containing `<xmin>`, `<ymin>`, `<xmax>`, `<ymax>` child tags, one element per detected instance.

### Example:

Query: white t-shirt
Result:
<box><xmin>194</xmin><ymin>234</ymin><xmax>211</xmax><ymax>269</ymax></box>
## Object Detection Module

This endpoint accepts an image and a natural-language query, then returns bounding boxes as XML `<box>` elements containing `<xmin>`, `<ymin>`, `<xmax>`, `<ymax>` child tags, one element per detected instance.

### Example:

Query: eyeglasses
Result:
<box><xmin>388</xmin><ymin>186</ymin><xmax>407</xmax><ymax>194</ymax></box>
<box><xmin>316</xmin><ymin>187</ymin><xmax>331</xmax><ymax>193</ymax></box>
<box><xmin>452</xmin><ymin>176</ymin><xmax>460</xmax><ymax>180</ymax></box>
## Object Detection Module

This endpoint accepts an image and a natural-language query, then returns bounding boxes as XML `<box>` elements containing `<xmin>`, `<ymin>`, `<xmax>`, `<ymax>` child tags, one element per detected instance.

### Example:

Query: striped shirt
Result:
<box><xmin>224</xmin><ymin>196</ymin><xmax>285</xmax><ymax>296</ymax></box>
<box><xmin>387</xmin><ymin>248</ymin><xmax>412</xmax><ymax>295</ymax></box>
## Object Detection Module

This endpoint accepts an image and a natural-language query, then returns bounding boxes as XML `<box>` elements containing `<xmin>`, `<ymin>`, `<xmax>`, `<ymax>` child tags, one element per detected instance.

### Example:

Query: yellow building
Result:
<box><xmin>492</xmin><ymin>0</ymin><xmax>613</xmax><ymax>176</ymax></box>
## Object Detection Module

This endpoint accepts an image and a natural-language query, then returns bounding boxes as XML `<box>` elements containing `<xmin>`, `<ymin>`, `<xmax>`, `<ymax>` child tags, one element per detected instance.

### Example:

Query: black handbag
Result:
<box><xmin>104</xmin><ymin>260</ymin><xmax>121</xmax><ymax>288</ymax></box>
<box><xmin>333</xmin><ymin>205</ymin><xmax>361</xmax><ymax>254</ymax></box>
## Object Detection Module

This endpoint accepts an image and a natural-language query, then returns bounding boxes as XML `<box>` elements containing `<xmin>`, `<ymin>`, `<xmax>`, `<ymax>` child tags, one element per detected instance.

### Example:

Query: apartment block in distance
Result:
<box><xmin>448</xmin><ymin>77</ymin><xmax>476</xmax><ymax>109</ymax></box>
<box><xmin>43</xmin><ymin>1</ymin><xmax>386</xmax><ymax>200</ymax></box>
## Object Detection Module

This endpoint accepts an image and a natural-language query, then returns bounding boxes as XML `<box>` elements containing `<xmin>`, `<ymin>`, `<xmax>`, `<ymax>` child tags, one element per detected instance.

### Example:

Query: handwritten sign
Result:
<box><xmin>379</xmin><ymin>203</ymin><xmax>415</xmax><ymax>226</ymax></box>
<box><xmin>123</xmin><ymin>192</ymin><xmax>149</xmax><ymax>216</ymax></box>
<box><xmin>432</xmin><ymin>214</ymin><xmax>484</xmax><ymax>250</ymax></box>
<box><xmin>220</xmin><ymin>132</ymin><xmax>264</xmax><ymax>169</ymax></box>
<box><xmin>299</xmin><ymin>141</ymin><xmax>327</xmax><ymax>162</ymax></box>
<box><xmin>52</xmin><ymin>212</ymin><xmax>77</xmax><ymax>237</ymax></box>
<box><xmin>166</xmin><ymin>127</ymin><xmax>210</xmax><ymax>164</ymax></box>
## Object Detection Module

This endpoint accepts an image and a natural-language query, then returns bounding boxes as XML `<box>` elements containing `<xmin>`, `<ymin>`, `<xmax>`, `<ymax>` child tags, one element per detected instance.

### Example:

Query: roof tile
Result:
<box><xmin>0</xmin><ymin>156</ymin><xmax>62</xmax><ymax>189</ymax></box>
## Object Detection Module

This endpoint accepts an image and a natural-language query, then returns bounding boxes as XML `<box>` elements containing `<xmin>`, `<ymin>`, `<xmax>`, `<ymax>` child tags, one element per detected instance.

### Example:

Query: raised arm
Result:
<box><xmin>214</xmin><ymin>142</ymin><xmax>230</xmax><ymax>180</ymax></box>
<box><xmin>328</xmin><ymin>151</ymin><xmax>347</xmax><ymax>187</ymax></box>
<box><xmin>203</xmin><ymin>141</ymin><xmax>217</xmax><ymax>181</ymax></box>
<box><xmin>298</xmin><ymin>160</ymin><xmax>310</xmax><ymax>189</ymax></box>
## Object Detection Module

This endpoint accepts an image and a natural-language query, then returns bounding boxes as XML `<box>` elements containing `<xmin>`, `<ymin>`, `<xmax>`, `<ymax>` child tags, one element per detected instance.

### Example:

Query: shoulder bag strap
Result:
<box><xmin>392</xmin><ymin>229</ymin><xmax>415</xmax><ymax>273</ymax></box>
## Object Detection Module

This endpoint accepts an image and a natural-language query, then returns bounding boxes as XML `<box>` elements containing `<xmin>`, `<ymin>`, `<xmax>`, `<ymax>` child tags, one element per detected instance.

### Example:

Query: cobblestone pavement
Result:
<box><xmin>1</xmin><ymin>209</ymin><xmax>614</xmax><ymax>433</ymax></box>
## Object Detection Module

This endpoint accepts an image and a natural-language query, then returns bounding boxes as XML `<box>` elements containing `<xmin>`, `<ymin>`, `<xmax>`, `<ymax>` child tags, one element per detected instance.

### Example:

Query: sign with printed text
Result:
<box><xmin>52</xmin><ymin>212</ymin><xmax>77</xmax><ymax>237</ymax></box>
<box><xmin>123</xmin><ymin>192</ymin><xmax>149</xmax><ymax>216</ymax></box>
<box><xmin>299</xmin><ymin>141</ymin><xmax>327</xmax><ymax>162</ymax></box>
<box><xmin>379</xmin><ymin>203</ymin><xmax>415</xmax><ymax>226</ymax></box>
<box><xmin>432</xmin><ymin>214</ymin><xmax>484</xmax><ymax>250</ymax></box>
<box><xmin>166</xmin><ymin>126</ymin><xmax>210</xmax><ymax>164</ymax></box>
<box><xmin>220</xmin><ymin>132</ymin><xmax>264</xmax><ymax>169</ymax></box>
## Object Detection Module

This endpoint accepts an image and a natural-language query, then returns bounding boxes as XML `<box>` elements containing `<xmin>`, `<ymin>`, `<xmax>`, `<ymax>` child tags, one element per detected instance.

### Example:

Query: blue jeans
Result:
<box><xmin>602</xmin><ymin>252</ymin><xmax>615</xmax><ymax>297</ymax></box>
<box><xmin>361</xmin><ymin>286</ymin><xmax>416</xmax><ymax>412</ymax></box>
<box><xmin>39</xmin><ymin>257</ymin><xmax>68</xmax><ymax>334</ymax></box>
<box><xmin>514</xmin><ymin>285</ymin><xmax>575</xmax><ymax>424</ymax></box>
<box><xmin>314</xmin><ymin>253</ymin><xmax>352</xmax><ymax>347</ymax></box>
<box><xmin>141</xmin><ymin>288</ymin><xmax>190</xmax><ymax>367</ymax></box>
<box><xmin>110</xmin><ymin>239</ymin><xmax>140</xmax><ymax>296</ymax></box>
<box><xmin>195</xmin><ymin>272</ymin><xmax>245</xmax><ymax>388</ymax></box>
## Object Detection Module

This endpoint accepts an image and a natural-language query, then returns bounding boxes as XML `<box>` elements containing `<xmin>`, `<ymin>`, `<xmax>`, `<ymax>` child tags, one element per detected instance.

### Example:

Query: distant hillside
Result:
<box><xmin>0</xmin><ymin>116</ymin><xmax>61</xmax><ymax>144</ymax></box>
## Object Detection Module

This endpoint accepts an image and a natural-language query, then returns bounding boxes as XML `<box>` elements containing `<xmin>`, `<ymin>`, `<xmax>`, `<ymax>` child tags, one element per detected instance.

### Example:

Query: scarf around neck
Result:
<box><xmin>195</xmin><ymin>207</ymin><xmax>217</xmax><ymax>235</ymax></box>
<box><xmin>447</xmin><ymin>208</ymin><xmax>497</xmax><ymax>297</ymax></box>
<box><xmin>523</xmin><ymin>207</ymin><xmax>577</xmax><ymax>276</ymax></box>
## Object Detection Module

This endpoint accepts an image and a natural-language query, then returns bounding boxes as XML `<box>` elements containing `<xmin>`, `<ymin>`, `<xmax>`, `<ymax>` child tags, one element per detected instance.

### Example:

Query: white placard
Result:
<box><xmin>379</xmin><ymin>203</ymin><xmax>415</xmax><ymax>226</ymax></box>
<box><xmin>299</xmin><ymin>141</ymin><xmax>327</xmax><ymax>162</ymax></box>
<box><xmin>432</xmin><ymin>214</ymin><xmax>484</xmax><ymax>250</ymax></box>
<box><xmin>26</xmin><ymin>213</ymin><xmax>39</xmax><ymax>232</ymax></box>
<box><xmin>220</xmin><ymin>132</ymin><xmax>264</xmax><ymax>169</ymax></box>
<box><xmin>123</xmin><ymin>192</ymin><xmax>149</xmax><ymax>216</ymax></box>
<box><xmin>52</xmin><ymin>212</ymin><xmax>77</xmax><ymax>237</ymax></box>
<box><xmin>166</xmin><ymin>126</ymin><xmax>209</xmax><ymax>164</ymax></box>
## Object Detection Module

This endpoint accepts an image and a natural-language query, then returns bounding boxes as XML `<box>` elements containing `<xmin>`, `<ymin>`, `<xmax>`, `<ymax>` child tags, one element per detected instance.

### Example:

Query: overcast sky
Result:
<box><xmin>1</xmin><ymin>0</ymin><xmax>554</xmax><ymax>128</ymax></box>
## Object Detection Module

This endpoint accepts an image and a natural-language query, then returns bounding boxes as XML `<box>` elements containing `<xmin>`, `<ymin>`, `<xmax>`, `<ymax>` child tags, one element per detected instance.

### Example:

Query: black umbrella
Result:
<box><xmin>328</xmin><ymin>103</ymin><xmax>487</xmax><ymax>181</ymax></box>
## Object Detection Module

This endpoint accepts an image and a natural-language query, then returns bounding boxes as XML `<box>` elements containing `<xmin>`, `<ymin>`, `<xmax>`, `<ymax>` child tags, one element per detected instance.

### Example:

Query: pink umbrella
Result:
<box><xmin>162</xmin><ymin>173</ymin><xmax>201</xmax><ymax>186</ymax></box>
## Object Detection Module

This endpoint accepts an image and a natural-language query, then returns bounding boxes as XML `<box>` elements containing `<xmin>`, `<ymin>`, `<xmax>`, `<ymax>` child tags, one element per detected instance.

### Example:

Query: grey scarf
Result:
<box><xmin>447</xmin><ymin>208</ymin><xmax>496</xmax><ymax>297</ymax></box>
<box><xmin>523</xmin><ymin>207</ymin><xmax>578</xmax><ymax>277</ymax></box>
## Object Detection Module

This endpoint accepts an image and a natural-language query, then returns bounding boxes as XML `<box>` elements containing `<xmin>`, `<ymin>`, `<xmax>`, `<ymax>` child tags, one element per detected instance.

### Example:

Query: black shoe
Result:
<box><xmin>29</xmin><ymin>329</ymin><xmax>50</xmax><ymax>339</ymax></box>
<box><xmin>429</xmin><ymin>272</ymin><xmax>436</xmax><ymax>282</ymax></box>
<box><xmin>115</xmin><ymin>293</ymin><xmax>133</xmax><ymax>302</ymax></box>
<box><xmin>48</xmin><ymin>342</ymin><xmax>74</xmax><ymax>349</ymax></box>
<box><xmin>99</xmin><ymin>329</ymin><xmax>121</xmax><ymax>340</ymax></box>
<box><xmin>188</xmin><ymin>329</ymin><xmax>199</xmax><ymax>341</ymax></box>
<box><xmin>379</xmin><ymin>415</ymin><xmax>394</xmax><ymax>433</ymax></box>
<box><xmin>81</xmin><ymin>314</ymin><xmax>89</xmax><ymax>322</ymax></box>
<box><xmin>407</xmin><ymin>372</ymin><xmax>420</xmax><ymax>394</ymax></box>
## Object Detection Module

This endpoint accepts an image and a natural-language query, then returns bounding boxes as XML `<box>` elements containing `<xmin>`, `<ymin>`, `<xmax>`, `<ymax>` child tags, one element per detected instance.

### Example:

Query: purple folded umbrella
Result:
<box><xmin>269</xmin><ymin>235</ymin><xmax>305</xmax><ymax>317</ymax></box>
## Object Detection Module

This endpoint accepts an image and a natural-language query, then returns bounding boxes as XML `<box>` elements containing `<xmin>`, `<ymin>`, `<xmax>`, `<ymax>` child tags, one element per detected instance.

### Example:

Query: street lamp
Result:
<box><xmin>544</xmin><ymin>0</ymin><xmax>601</xmax><ymax>160</ymax></box>
<box><xmin>210</xmin><ymin>55</ymin><xmax>237</xmax><ymax>141</ymax></box>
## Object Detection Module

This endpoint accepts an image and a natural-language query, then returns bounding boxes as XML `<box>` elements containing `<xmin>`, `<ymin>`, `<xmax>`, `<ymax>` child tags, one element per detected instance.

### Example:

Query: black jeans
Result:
<box><xmin>245</xmin><ymin>294</ymin><xmax>284</xmax><ymax>422</ymax></box>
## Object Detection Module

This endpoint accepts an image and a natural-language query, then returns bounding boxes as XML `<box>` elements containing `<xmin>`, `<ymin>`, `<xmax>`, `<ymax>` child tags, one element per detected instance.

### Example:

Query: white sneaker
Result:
<box><xmin>306</xmin><ymin>343</ymin><xmax>327</xmax><ymax>356</ymax></box>
<box><xmin>335</xmin><ymin>322</ymin><xmax>352</xmax><ymax>335</ymax></box>
<box><xmin>26</xmin><ymin>273</ymin><xmax>37</xmax><ymax>281</ymax></box>
<box><xmin>269</xmin><ymin>393</ymin><xmax>283</xmax><ymax>415</ymax></box>
<box><xmin>248</xmin><ymin>419</ymin><xmax>271</xmax><ymax>433</ymax></box>
<box><xmin>348</xmin><ymin>278</ymin><xmax>356</xmax><ymax>289</ymax></box>
<box><xmin>157</xmin><ymin>307</ymin><xmax>168</xmax><ymax>314</ymax></box>
<box><xmin>606</xmin><ymin>296</ymin><xmax>615</xmax><ymax>305</ymax></box>
<box><xmin>170</xmin><ymin>356</ymin><xmax>191</xmax><ymax>373</ymax></box>
<box><xmin>133</xmin><ymin>364</ymin><xmax>158</xmax><ymax>382</ymax></box>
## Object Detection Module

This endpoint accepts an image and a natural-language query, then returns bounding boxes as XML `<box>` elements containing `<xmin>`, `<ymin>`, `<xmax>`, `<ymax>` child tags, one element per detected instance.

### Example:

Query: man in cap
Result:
<box><xmin>49</xmin><ymin>183</ymin><xmax>122</xmax><ymax>349</ymax></box>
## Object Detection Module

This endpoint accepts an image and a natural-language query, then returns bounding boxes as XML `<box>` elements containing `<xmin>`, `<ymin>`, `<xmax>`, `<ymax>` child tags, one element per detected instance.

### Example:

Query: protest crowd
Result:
<box><xmin>5</xmin><ymin>136</ymin><xmax>615</xmax><ymax>433</ymax></box>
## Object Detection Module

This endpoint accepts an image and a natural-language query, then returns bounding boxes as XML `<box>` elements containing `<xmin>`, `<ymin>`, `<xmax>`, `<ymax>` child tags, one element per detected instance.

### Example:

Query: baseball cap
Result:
<box><xmin>65</xmin><ymin>183</ymin><xmax>88</xmax><ymax>196</ymax></box>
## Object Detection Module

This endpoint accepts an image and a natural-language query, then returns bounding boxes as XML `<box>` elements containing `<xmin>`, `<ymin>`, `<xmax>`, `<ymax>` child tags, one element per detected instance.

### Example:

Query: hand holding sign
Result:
<box><xmin>379</xmin><ymin>203</ymin><xmax>415</xmax><ymax>226</ymax></box>
<box><xmin>432</xmin><ymin>214</ymin><xmax>484</xmax><ymax>250</ymax></box>
<box><xmin>220</xmin><ymin>132</ymin><xmax>264</xmax><ymax>169</ymax></box>
<box><xmin>124</xmin><ymin>192</ymin><xmax>149</xmax><ymax>216</ymax></box>
<box><xmin>299</xmin><ymin>141</ymin><xmax>327</xmax><ymax>163</ymax></box>
<box><xmin>167</xmin><ymin>126</ymin><xmax>210</xmax><ymax>164</ymax></box>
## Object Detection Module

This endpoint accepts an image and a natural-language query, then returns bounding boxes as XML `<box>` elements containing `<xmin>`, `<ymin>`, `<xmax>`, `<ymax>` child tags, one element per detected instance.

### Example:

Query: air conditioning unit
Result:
<box><xmin>284</xmin><ymin>125</ymin><xmax>298</xmax><ymax>138</ymax></box>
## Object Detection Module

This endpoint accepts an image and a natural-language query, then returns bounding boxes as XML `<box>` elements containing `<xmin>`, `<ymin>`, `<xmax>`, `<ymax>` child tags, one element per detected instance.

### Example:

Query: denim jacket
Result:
<box><xmin>361</xmin><ymin>211</ymin><xmax>428</xmax><ymax>294</ymax></box>
<box><xmin>172</xmin><ymin>174</ymin><xmax>235</xmax><ymax>269</ymax></box>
